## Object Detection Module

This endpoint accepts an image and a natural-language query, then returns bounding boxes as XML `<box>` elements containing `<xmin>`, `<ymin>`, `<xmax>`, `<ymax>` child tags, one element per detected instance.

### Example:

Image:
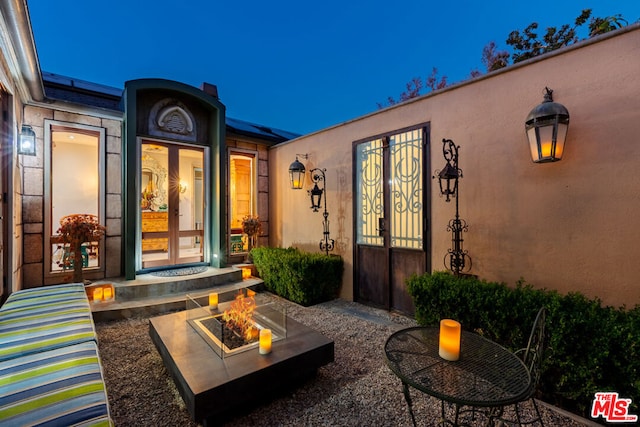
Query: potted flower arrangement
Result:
<box><xmin>241</xmin><ymin>215</ymin><xmax>262</xmax><ymax>259</ymax></box>
<box><xmin>57</xmin><ymin>214</ymin><xmax>106</xmax><ymax>283</ymax></box>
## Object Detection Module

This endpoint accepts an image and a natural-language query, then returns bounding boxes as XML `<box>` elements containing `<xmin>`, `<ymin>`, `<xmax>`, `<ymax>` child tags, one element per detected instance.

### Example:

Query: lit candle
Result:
<box><xmin>92</xmin><ymin>287</ymin><xmax>103</xmax><ymax>302</ymax></box>
<box><xmin>209</xmin><ymin>293</ymin><xmax>218</xmax><ymax>310</ymax></box>
<box><xmin>242</xmin><ymin>267</ymin><xmax>252</xmax><ymax>279</ymax></box>
<box><xmin>259</xmin><ymin>329</ymin><xmax>272</xmax><ymax>355</ymax></box>
<box><xmin>439</xmin><ymin>319</ymin><xmax>461</xmax><ymax>361</ymax></box>
<box><xmin>103</xmin><ymin>286</ymin><xmax>113</xmax><ymax>300</ymax></box>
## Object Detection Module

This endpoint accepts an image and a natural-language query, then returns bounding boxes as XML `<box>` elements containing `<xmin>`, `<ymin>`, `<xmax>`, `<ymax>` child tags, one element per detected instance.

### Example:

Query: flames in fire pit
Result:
<box><xmin>222</xmin><ymin>291</ymin><xmax>259</xmax><ymax>342</ymax></box>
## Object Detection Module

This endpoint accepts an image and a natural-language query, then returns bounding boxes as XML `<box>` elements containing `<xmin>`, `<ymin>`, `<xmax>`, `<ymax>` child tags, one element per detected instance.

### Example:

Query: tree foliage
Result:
<box><xmin>505</xmin><ymin>9</ymin><xmax>627</xmax><ymax>64</ymax></box>
<box><xmin>378</xmin><ymin>68</ymin><xmax>447</xmax><ymax>108</ymax></box>
<box><xmin>379</xmin><ymin>8</ymin><xmax>630</xmax><ymax>108</ymax></box>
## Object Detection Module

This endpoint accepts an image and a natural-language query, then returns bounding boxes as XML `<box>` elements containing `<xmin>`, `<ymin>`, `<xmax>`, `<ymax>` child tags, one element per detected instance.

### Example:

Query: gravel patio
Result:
<box><xmin>95</xmin><ymin>293</ymin><xmax>593</xmax><ymax>426</ymax></box>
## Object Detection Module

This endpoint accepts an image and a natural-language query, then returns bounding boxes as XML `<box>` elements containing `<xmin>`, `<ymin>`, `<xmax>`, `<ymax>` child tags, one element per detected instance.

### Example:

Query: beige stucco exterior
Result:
<box><xmin>269</xmin><ymin>24</ymin><xmax>640</xmax><ymax>308</ymax></box>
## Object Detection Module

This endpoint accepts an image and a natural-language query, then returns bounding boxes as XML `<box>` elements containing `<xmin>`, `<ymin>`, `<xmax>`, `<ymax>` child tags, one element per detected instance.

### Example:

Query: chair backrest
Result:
<box><xmin>522</xmin><ymin>307</ymin><xmax>546</xmax><ymax>390</ymax></box>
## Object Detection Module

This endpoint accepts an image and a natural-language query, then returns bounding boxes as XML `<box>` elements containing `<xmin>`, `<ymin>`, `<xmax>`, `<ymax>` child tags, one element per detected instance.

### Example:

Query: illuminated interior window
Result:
<box><xmin>49</xmin><ymin>126</ymin><xmax>103</xmax><ymax>273</ymax></box>
<box><xmin>229</xmin><ymin>152</ymin><xmax>256</xmax><ymax>254</ymax></box>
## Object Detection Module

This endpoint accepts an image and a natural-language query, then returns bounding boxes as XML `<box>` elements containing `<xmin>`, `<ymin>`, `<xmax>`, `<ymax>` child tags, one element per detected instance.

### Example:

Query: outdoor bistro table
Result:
<box><xmin>384</xmin><ymin>326</ymin><xmax>531</xmax><ymax>426</ymax></box>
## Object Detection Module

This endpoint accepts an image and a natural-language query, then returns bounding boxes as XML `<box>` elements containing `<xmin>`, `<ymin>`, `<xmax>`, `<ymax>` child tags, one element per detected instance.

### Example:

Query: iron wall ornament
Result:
<box><xmin>525</xmin><ymin>87</ymin><xmax>570</xmax><ymax>163</ymax></box>
<box><xmin>433</xmin><ymin>139</ymin><xmax>471</xmax><ymax>275</ymax></box>
<box><xmin>309</xmin><ymin>168</ymin><xmax>335</xmax><ymax>255</ymax></box>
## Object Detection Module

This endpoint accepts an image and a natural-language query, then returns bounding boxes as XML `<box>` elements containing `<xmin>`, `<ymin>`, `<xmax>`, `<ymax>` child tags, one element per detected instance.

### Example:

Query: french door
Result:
<box><xmin>354</xmin><ymin>125</ymin><xmax>430</xmax><ymax>314</ymax></box>
<box><xmin>140</xmin><ymin>141</ymin><xmax>205</xmax><ymax>269</ymax></box>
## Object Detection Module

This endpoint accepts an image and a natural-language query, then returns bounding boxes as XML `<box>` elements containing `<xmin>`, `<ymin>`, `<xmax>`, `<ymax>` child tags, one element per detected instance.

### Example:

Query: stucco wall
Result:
<box><xmin>269</xmin><ymin>25</ymin><xmax>640</xmax><ymax>308</ymax></box>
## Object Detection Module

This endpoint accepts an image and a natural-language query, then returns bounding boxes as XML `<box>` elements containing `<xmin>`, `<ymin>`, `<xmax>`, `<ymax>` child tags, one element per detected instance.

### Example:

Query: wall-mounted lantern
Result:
<box><xmin>287</xmin><ymin>155</ymin><xmax>335</xmax><ymax>255</ymax></box>
<box><xmin>525</xmin><ymin>87</ymin><xmax>570</xmax><ymax>163</ymax></box>
<box><xmin>18</xmin><ymin>124</ymin><xmax>37</xmax><ymax>156</ymax></box>
<box><xmin>288</xmin><ymin>154</ymin><xmax>307</xmax><ymax>189</ymax></box>
<box><xmin>309</xmin><ymin>168</ymin><xmax>335</xmax><ymax>255</ymax></box>
<box><xmin>433</xmin><ymin>139</ymin><xmax>471</xmax><ymax>276</ymax></box>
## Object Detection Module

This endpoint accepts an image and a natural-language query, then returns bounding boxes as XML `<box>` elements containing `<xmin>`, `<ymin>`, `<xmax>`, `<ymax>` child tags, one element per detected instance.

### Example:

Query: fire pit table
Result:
<box><xmin>149</xmin><ymin>290</ymin><xmax>334</xmax><ymax>424</ymax></box>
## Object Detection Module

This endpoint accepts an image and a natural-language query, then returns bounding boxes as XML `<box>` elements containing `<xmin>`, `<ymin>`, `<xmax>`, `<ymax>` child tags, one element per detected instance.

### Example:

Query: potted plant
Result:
<box><xmin>56</xmin><ymin>214</ymin><xmax>106</xmax><ymax>283</ymax></box>
<box><xmin>241</xmin><ymin>215</ymin><xmax>262</xmax><ymax>260</ymax></box>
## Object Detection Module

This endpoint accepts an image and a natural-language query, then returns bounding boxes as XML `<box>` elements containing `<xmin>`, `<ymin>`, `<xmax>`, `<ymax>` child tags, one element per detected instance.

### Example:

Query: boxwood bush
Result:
<box><xmin>407</xmin><ymin>271</ymin><xmax>640</xmax><ymax>420</ymax></box>
<box><xmin>250</xmin><ymin>247</ymin><xmax>343</xmax><ymax>306</ymax></box>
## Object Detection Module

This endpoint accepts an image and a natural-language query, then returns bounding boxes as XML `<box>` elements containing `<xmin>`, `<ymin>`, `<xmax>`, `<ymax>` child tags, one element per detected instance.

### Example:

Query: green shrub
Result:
<box><xmin>250</xmin><ymin>247</ymin><xmax>343</xmax><ymax>306</ymax></box>
<box><xmin>407</xmin><ymin>271</ymin><xmax>640</xmax><ymax>419</ymax></box>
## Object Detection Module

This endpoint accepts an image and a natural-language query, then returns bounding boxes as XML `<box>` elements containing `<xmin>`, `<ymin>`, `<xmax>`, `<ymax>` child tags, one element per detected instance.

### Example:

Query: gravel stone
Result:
<box><xmin>95</xmin><ymin>294</ymin><xmax>592</xmax><ymax>426</ymax></box>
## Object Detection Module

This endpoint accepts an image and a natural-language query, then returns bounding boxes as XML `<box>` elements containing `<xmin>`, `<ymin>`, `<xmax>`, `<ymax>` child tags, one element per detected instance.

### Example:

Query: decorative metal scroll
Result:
<box><xmin>389</xmin><ymin>129</ymin><xmax>423</xmax><ymax>249</ymax></box>
<box><xmin>434</xmin><ymin>139</ymin><xmax>471</xmax><ymax>275</ymax></box>
<box><xmin>356</xmin><ymin>139</ymin><xmax>384</xmax><ymax>246</ymax></box>
<box><xmin>309</xmin><ymin>168</ymin><xmax>335</xmax><ymax>255</ymax></box>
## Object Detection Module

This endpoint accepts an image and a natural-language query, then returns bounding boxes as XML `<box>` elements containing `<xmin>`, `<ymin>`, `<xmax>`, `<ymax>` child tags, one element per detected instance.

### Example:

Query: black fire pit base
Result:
<box><xmin>149</xmin><ymin>309</ymin><xmax>334</xmax><ymax>424</ymax></box>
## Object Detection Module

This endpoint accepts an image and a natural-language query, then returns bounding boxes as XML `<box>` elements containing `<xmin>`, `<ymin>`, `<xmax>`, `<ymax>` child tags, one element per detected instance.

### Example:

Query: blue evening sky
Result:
<box><xmin>28</xmin><ymin>1</ymin><xmax>638</xmax><ymax>135</ymax></box>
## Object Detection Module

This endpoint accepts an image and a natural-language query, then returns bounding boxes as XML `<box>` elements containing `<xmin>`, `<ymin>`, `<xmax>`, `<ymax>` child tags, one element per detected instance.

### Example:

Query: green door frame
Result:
<box><xmin>122</xmin><ymin>79</ymin><xmax>226</xmax><ymax>279</ymax></box>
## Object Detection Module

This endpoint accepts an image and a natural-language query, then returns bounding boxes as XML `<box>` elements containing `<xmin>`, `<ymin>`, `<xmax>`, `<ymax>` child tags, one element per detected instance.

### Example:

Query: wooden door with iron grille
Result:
<box><xmin>353</xmin><ymin>125</ymin><xmax>430</xmax><ymax>314</ymax></box>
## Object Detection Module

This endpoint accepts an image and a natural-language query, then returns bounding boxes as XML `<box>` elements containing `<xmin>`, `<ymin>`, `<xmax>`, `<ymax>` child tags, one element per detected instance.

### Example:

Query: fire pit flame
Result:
<box><xmin>222</xmin><ymin>291</ymin><xmax>259</xmax><ymax>341</ymax></box>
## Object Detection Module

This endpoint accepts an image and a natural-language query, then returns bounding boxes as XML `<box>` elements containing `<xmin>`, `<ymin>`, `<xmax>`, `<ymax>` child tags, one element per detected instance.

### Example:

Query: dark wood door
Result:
<box><xmin>353</xmin><ymin>126</ymin><xmax>430</xmax><ymax>315</ymax></box>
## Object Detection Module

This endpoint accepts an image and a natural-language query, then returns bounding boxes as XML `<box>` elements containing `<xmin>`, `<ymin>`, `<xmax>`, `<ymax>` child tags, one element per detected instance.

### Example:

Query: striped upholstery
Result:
<box><xmin>0</xmin><ymin>287</ymin><xmax>96</xmax><ymax>362</ymax></box>
<box><xmin>5</xmin><ymin>283</ymin><xmax>87</xmax><ymax>304</ymax></box>
<box><xmin>0</xmin><ymin>340</ymin><xmax>112</xmax><ymax>426</ymax></box>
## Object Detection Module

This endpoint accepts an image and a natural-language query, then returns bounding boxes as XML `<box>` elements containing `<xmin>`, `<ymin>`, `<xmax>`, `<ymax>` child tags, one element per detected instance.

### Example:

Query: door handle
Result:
<box><xmin>377</xmin><ymin>218</ymin><xmax>386</xmax><ymax>236</ymax></box>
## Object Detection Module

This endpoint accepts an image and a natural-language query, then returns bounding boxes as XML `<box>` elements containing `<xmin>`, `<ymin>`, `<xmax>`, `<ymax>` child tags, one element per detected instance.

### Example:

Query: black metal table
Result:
<box><xmin>385</xmin><ymin>326</ymin><xmax>531</xmax><ymax>426</ymax></box>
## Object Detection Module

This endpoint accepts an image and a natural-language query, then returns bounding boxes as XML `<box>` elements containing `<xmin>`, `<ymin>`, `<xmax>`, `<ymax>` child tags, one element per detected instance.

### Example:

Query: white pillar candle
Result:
<box><xmin>439</xmin><ymin>319</ymin><xmax>461</xmax><ymax>361</ymax></box>
<box><xmin>259</xmin><ymin>329</ymin><xmax>272</xmax><ymax>355</ymax></box>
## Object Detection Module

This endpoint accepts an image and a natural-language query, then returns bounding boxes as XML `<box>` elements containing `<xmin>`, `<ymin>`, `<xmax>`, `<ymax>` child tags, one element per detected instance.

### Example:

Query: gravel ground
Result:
<box><xmin>95</xmin><ymin>294</ymin><xmax>592</xmax><ymax>426</ymax></box>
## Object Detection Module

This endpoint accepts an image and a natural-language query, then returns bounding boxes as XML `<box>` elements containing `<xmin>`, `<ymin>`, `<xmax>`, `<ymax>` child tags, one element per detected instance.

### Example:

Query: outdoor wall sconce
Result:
<box><xmin>309</xmin><ymin>168</ymin><xmax>335</xmax><ymax>255</ymax></box>
<box><xmin>433</xmin><ymin>139</ymin><xmax>471</xmax><ymax>276</ymax></box>
<box><xmin>287</xmin><ymin>155</ymin><xmax>335</xmax><ymax>255</ymax></box>
<box><xmin>18</xmin><ymin>124</ymin><xmax>36</xmax><ymax>156</ymax></box>
<box><xmin>288</xmin><ymin>154</ymin><xmax>308</xmax><ymax>189</ymax></box>
<box><xmin>525</xmin><ymin>87</ymin><xmax>570</xmax><ymax>163</ymax></box>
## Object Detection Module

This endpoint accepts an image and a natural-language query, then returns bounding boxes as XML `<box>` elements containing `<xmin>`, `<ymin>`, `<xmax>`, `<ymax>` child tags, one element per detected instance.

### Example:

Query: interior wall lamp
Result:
<box><xmin>288</xmin><ymin>154</ymin><xmax>308</xmax><ymax>190</ymax></box>
<box><xmin>525</xmin><ymin>87</ymin><xmax>570</xmax><ymax>163</ymax></box>
<box><xmin>18</xmin><ymin>124</ymin><xmax>37</xmax><ymax>156</ymax></box>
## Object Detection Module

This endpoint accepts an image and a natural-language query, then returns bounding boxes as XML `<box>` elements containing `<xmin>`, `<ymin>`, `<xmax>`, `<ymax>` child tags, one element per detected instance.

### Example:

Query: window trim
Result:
<box><xmin>44</xmin><ymin>120</ymin><xmax>106</xmax><ymax>281</ymax></box>
<box><xmin>227</xmin><ymin>148</ymin><xmax>258</xmax><ymax>255</ymax></box>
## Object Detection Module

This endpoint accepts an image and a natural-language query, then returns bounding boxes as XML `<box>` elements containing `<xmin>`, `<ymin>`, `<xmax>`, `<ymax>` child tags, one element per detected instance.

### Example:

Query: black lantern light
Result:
<box><xmin>18</xmin><ymin>124</ymin><xmax>36</xmax><ymax>156</ymax></box>
<box><xmin>308</xmin><ymin>168</ymin><xmax>334</xmax><ymax>255</ymax></box>
<box><xmin>525</xmin><ymin>87</ymin><xmax>570</xmax><ymax>163</ymax></box>
<box><xmin>433</xmin><ymin>139</ymin><xmax>471</xmax><ymax>276</ymax></box>
<box><xmin>309</xmin><ymin>181</ymin><xmax>323</xmax><ymax>211</ymax></box>
<box><xmin>288</xmin><ymin>154</ymin><xmax>307</xmax><ymax>189</ymax></box>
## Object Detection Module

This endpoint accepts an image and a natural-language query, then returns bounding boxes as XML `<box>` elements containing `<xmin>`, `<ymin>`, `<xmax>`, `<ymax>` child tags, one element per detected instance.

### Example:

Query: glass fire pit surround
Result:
<box><xmin>186</xmin><ymin>290</ymin><xmax>286</xmax><ymax>359</ymax></box>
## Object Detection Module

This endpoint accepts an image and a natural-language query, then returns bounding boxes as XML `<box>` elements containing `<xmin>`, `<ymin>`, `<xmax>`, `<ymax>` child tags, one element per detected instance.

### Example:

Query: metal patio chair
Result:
<box><xmin>491</xmin><ymin>306</ymin><xmax>546</xmax><ymax>426</ymax></box>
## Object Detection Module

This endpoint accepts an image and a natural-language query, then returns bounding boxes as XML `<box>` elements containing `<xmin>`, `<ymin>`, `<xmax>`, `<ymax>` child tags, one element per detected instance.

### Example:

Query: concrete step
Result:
<box><xmin>89</xmin><ymin>265</ymin><xmax>263</xmax><ymax>322</ymax></box>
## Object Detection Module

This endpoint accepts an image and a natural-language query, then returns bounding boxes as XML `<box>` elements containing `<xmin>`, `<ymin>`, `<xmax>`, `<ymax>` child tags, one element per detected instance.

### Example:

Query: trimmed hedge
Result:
<box><xmin>407</xmin><ymin>271</ymin><xmax>640</xmax><ymax>420</ymax></box>
<box><xmin>250</xmin><ymin>247</ymin><xmax>343</xmax><ymax>306</ymax></box>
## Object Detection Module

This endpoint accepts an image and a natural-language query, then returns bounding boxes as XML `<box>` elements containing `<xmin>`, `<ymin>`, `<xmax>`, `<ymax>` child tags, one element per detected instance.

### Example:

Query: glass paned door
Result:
<box><xmin>354</xmin><ymin>125</ymin><xmax>428</xmax><ymax>314</ymax></box>
<box><xmin>141</xmin><ymin>142</ymin><xmax>204</xmax><ymax>268</ymax></box>
<box><xmin>177</xmin><ymin>148</ymin><xmax>205</xmax><ymax>263</ymax></box>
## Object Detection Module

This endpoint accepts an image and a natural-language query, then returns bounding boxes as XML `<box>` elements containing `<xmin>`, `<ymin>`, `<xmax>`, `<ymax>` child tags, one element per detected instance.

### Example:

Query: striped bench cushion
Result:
<box><xmin>0</xmin><ymin>340</ymin><xmax>112</xmax><ymax>426</ymax></box>
<box><xmin>5</xmin><ymin>283</ymin><xmax>87</xmax><ymax>304</ymax></box>
<box><xmin>0</xmin><ymin>297</ymin><xmax>96</xmax><ymax>362</ymax></box>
